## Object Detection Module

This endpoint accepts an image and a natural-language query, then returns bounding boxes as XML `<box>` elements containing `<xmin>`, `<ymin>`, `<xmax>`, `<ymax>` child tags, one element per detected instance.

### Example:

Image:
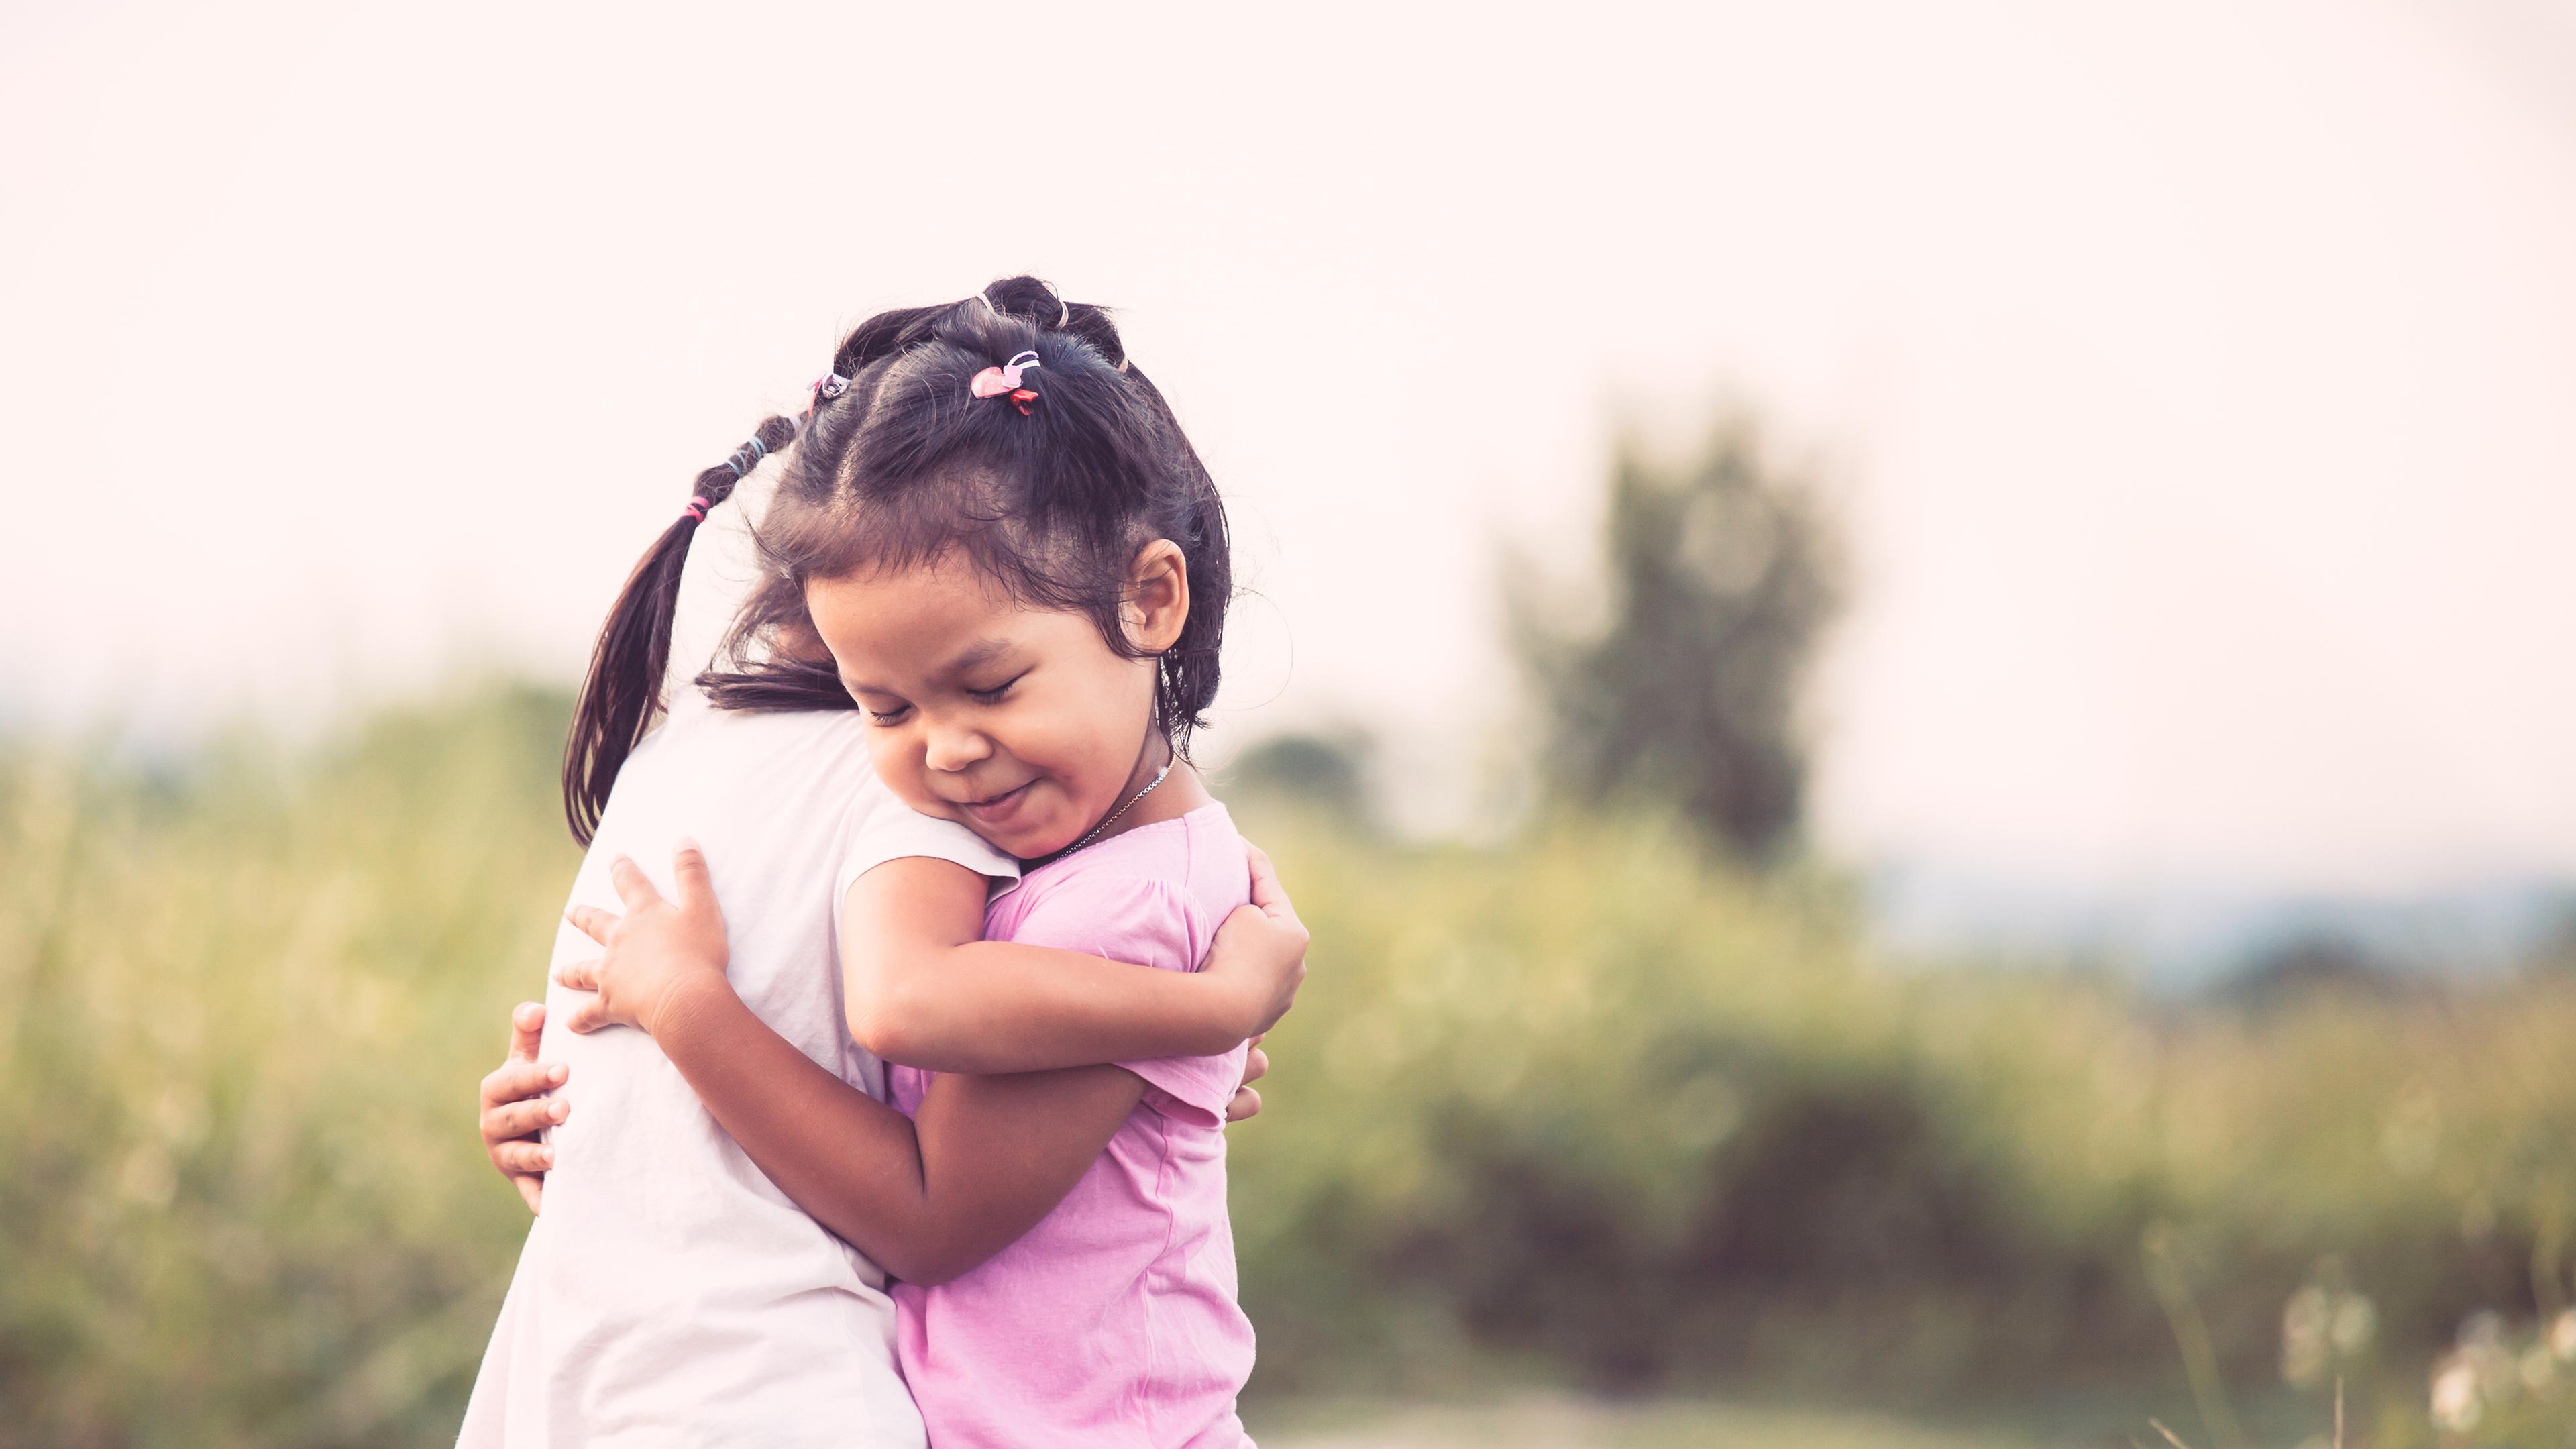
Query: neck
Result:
<box><xmin>1087</xmin><ymin>733</ymin><xmax>1211</xmax><ymax>849</ymax></box>
<box><xmin>1116</xmin><ymin>759</ymin><xmax>1212</xmax><ymax>837</ymax></box>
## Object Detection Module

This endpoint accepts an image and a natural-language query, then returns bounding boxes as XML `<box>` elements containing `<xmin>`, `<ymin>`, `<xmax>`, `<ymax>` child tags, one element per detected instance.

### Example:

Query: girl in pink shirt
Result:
<box><xmin>551</xmin><ymin>277</ymin><xmax>1275</xmax><ymax>1446</ymax></box>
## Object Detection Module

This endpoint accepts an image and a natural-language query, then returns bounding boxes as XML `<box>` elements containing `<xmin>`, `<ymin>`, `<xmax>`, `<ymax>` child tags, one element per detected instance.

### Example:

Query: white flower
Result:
<box><xmin>2432</xmin><ymin>1359</ymin><xmax>2482</xmax><ymax>1432</ymax></box>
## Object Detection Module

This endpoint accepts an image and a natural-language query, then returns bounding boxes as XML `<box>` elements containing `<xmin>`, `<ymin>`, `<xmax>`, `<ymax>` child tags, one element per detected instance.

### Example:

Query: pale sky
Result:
<box><xmin>5</xmin><ymin>0</ymin><xmax>2573</xmax><ymax>894</ymax></box>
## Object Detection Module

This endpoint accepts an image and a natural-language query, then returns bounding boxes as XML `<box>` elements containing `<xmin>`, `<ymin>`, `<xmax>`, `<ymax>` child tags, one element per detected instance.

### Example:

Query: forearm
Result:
<box><xmin>569</xmin><ymin>854</ymin><xmax>1161</xmax><ymax>1282</ymax></box>
<box><xmin>857</xmin><ymin>938</ymin><xmax>1245</xmax><ymax>1073</ymax></box>
<box><xmin>649</xmin><ymin>979</ymin><xmax>960</xmax><ymax>1280</ymax></box>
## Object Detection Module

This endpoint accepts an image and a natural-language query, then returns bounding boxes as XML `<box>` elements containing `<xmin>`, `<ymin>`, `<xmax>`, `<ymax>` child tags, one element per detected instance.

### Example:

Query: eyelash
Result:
<box><xmin>860</xmin><ymin>674</ymin><xmax>1021</xmax><ymax>726</ymax></box>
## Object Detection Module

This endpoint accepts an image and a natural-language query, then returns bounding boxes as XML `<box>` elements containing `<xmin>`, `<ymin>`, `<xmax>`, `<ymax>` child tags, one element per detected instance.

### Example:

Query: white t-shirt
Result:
<box><xmin>458</xmin><ymin>457</ymin><xmax>1016</xmax><ymax>1448</ymax></box>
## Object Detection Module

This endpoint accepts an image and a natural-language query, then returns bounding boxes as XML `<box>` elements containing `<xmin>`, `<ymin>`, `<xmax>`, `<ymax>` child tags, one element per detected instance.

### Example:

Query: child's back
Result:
<box><xmin>461</xmin><ymin>464</ymin><xmax>1013</xmax><ymax>1448</ymax></box>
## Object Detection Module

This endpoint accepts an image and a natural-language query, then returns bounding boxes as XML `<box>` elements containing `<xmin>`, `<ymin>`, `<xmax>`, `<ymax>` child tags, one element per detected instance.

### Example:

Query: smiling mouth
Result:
<box><xmin>954</xmin><ymin>780</ymin><xmax>1037</xmax><ymax>822</ymax></box>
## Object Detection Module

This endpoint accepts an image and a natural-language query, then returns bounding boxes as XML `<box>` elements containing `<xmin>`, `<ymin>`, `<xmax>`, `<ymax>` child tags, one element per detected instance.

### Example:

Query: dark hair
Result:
<box><xmin>700</xmin><ymin>276</ymin><xmax>1233</xmax><ymax>752</ymax></box>
<box><xmin>559</xmin><ymin>415</ymin><xmax>798</xmax><ymax>844</ymax></box>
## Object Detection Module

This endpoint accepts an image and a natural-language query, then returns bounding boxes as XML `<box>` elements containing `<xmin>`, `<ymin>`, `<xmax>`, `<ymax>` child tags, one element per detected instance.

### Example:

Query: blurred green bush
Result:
<box><xmin>4</xmin><ymin>688</ymin><xmax>2573</xmax><ymax>1445</ymax></box>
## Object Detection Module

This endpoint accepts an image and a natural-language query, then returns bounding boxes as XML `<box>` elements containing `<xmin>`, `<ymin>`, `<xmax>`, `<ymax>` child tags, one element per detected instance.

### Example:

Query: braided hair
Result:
<box><xmin>559</xmin><ymin>415</ymin><xmax>796</xmax><ymax>844</ymax></box>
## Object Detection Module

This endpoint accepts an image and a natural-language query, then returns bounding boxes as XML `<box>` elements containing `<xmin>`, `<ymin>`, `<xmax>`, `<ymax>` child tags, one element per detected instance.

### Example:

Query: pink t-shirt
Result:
<box><xmin>888</xmin><ymin>802</ymin><xmax>1256</xmax><ymax>1449</ymax></box>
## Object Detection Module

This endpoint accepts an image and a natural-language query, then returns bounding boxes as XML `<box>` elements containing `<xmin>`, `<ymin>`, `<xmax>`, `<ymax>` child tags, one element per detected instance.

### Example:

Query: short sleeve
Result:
<box><xmin>834</xmin><ymin>788</ymin><xmax>1019</xmax><ymax>911</ymax></box>
<box><xmin>1004</xmin><ymin>875</ymin><xmax>1247</xmax><ymax>1126</ymax></box>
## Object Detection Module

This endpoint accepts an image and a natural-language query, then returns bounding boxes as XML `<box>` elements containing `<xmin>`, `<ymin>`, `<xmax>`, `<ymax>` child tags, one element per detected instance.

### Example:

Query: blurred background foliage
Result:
<box><xmin>1507</xmin><ymin>414</ymin><xmax>1843</xmax><ymax>863</ymax></box>
<box><xmin>5</xmin><ymin>424</ymin><xmax>2573</xmax><ymax>1446</ymax></box>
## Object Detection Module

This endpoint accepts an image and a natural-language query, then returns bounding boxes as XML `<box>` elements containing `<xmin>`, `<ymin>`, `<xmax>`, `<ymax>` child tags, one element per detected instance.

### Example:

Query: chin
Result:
<box><xmin>1008</xmin><ymin>826</ymin><xmax>1080</xmax><ymax>861</ymax></box>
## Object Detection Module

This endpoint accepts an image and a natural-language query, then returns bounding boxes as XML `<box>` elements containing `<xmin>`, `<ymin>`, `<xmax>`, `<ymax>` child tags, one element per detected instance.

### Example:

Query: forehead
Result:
<box><xmin>804</xmin><ymin>557</ymin><xmax>1085</xmax><ymax>680</ymax></box>
<box><xmin>812</xmin><ymin>551</ymin><xmax>1002</xmax><ymax>613</ymax></box>
<box><xmin>808</xmin><ymin>557</ymin><xmax>1006</xmax><ymax>647</ymax></box>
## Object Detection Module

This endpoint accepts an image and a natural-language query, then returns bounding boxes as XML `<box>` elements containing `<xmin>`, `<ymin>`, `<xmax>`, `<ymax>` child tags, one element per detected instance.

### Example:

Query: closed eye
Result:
<box><xmin>845</xmin><ymin>685</ymin><xmax>914</xmax><ymax>725</ymax></box>
<box><xmin>967</xmin><ymin>673</ymin><xmax>1026</xmax><ymax>705</ymax></box>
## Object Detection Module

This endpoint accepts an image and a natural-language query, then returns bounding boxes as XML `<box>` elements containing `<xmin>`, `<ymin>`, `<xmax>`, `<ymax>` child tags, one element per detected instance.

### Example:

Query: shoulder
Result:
<box><xmin>1001</xmin><ymin>867</ymin><xmax>1210</xmax><ymax>972</ymax></box>
<box><xmin>998</xmin><ymin>805</ymin><xmax>1244</xmax><ymax>966</ymax></box>
<box><xmin>835</xmin><ymin>775</ymin><xmax>1018</xmax><ymax>901</ymax></box>
<box><xmin>1008</xmin><ymin>865</ymin><xmax>1199</xmax><ymax>935</ymax></box>
<box><xmin>1175</xmin><ymin>802</ymin><xmax>1251</xmax><ymax>906</ymax></box>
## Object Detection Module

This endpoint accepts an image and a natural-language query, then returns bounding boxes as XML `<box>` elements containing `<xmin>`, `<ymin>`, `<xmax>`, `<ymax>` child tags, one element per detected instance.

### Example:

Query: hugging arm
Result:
<box><xmin>648</xmin><ymin>978</ymin><xmax>1145</xmax><ymax>1284</ymax></box>
<box><xmin>843</xmin><ymin>850</ymin><xmax>1304</xmax><ymax>1073</ymax></box>
<box><xmin>474</xmin><ymin>994</ymin><xmax>1270</xmax><ymax>1220</ymax></box>
<box><xmin>540</xmin><ymin>845</ymin><xmax>1281</xmax><ymax>1279</ymax></box>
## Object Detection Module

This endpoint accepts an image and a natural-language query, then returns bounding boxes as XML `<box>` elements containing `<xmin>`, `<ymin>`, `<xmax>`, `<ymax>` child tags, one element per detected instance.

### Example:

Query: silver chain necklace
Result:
<box><xmin>1055</xmin><ymin>757</ymin><xmax>1175</xmax><ymax>861</ymax></box>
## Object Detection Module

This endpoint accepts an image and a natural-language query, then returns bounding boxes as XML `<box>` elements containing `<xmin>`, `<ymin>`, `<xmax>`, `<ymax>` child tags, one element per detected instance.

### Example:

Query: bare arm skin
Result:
<box><xmin>475</xmin><ymin>1004</ymin><xmax>1270</xmax><ymax>1211</ymax></box>
<box><xmin>844</xmin><ymin>852</ymin><xmax>1304</xmax><ymax>1073</ymax></box>
<box><xmin>484</xmin><ymin>840</ymin><xmax>1300</xmax><ymax>1206</ymax></box>
<box><xmin>549</xmin><ymin>846</ymin><xmax>1285</xmax><ymax>1282</ymax></box>
<box><xmin>647</xmin><ymin>975</ymin><xmax>1144</xmax><ymax>1285</ymax></box>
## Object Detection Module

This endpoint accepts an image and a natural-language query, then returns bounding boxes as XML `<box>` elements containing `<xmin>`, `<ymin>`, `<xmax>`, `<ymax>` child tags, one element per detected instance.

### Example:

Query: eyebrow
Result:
<box><xmin>939</xmin><ymin>637</ymin><xmax>1016</xmax><ymax>676</ymax></box>
<box><xmin>841</xmin><ymin>637</ymin><xmax>1017</xmax><ymax>698</ymax></box>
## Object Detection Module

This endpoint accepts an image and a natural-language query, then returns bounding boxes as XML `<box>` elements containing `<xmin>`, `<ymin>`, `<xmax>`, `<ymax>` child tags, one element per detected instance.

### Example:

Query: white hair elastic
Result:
<box><xmin>979</xmin><ymin>286</ymin><xmax>1071</xmax><ymax>329</ymax></box>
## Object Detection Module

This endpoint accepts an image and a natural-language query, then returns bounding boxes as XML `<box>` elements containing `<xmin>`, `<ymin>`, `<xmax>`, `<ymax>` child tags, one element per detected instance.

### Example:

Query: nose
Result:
<box><xmin>922</xmin><ymin>716</ymin><xmax>994</xmax><ymax>775</ymax></box>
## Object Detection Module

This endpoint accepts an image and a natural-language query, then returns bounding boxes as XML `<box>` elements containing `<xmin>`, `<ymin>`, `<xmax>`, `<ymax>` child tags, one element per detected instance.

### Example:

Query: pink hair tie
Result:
<box><xmin>969</xmin><ymin>350</ymin><xmax>1044</xmax><ymax>416</ymax></box>
<box><xmin>682</xmin><ymin>494</ymin><xmax>712</xmax><ymax>523</ymax></box>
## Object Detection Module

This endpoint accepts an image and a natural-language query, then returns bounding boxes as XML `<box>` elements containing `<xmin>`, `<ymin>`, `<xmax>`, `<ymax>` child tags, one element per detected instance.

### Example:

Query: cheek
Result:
<box><xmin>985</xmin><ymin>702</ymin><xmax>1077</xmax><ymax>775</ymax></box>
<box><xmin>1009</xmin><ymin>673</ymin><xmax>1140</xmax><ymax>782</ymax></box>
<box><xmin>862</xmin><ymin>729</ymin><xmax>931</xmax><ymax>805</ymax></box>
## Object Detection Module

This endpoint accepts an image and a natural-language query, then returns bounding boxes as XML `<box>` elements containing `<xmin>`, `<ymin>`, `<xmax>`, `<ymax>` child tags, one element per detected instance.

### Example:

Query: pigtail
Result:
<box><xmin>692</xmin><ymin>305</ymin><xmax>974</xmax><ymax>718</ymax></box>
<box><xmin>560</xmin><ymin>414</ymin><xmax>798</xmax><ymax>845</ymax></box>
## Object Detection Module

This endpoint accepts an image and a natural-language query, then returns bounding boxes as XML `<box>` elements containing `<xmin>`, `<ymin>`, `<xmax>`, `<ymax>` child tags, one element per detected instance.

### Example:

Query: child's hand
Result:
<box><xmin>555</xmin><ymin>843</ymin><xmax>733</xmax><ymax>1039</ymax></box>
<box><xmin>1223</xmin><ymin>1034</ymin><xmax>1269</xmax><ymax>1125</ymax></box>
<box><xmin>1205</xmin><ymin>843</ymin><xmax>1309</xmax><ymax>1041</ymax></box>
<box><xmin>479</xmin><ymin>1000</ymin><xmax>568</xmax><ymax>1214</ymax></box>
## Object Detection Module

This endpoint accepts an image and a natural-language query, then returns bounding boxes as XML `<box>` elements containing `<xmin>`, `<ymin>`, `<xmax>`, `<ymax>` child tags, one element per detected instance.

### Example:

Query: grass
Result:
<box><xmin>4</xmin><ymin>684</ymin><xmax>2575</xmax><ymax>1446</ymax></box>
<box><xmin>1248</xmin><ymin>1393</ymin><xmax>2051</xmax><ymax>1449</ymax></box>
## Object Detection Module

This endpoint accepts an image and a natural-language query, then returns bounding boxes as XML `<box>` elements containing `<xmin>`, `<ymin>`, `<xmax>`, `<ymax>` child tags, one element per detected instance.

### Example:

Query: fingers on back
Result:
<box><xmin>608</xmin><ymin>855</ymin><xmax>664</xmax><ymax>910</ymax></box>
<box><xmin>1245</xmin><ymin>847</ymin><xmax>1283</xmax><ymax>904</ymax></box>
<box><xmin>672</xmin><ymin>839</ymin><xmax>714</xmax><ymax>906</ymax></box>
<box><xmin>510</xmin><ymin>1002</ymin><xmax>545</xmax><ymax>1059</ymax></box>
<box><xmin>480</xmin><ymin>1059</ymin><xmax>553</xmax><ymax>1107</ymax></box>
<box><xmin>492</xmin><ymin>1139</ymin><xmax>554</xmax><ymax>1173</ymax></box>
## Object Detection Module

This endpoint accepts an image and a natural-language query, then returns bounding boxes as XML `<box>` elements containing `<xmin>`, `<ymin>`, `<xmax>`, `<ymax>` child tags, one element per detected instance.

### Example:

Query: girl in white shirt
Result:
<box><xmin>459</xmin><ymin>350</ymin><xmax>1303</xmax><ymax>1446</ymax></box>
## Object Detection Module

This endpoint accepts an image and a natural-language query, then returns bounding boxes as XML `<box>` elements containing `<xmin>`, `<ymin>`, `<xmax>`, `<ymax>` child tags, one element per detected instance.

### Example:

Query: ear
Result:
<box><xmin>1122</xmin><ymin>540</ymin><xmax>1192</xmax><ymax>654</ymax></box>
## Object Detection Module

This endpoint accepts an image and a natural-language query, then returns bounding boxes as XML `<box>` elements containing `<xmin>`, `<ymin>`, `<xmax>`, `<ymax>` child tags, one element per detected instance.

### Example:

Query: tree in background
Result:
<box><xmin>1511</xmin><ymin>413</ymin><xmax>1843</xmax><ymax>862</ymax></box>
<box><xmin>1224</xmin><ymin>727</ymin><xmax>1378</xmax><ymax>832</ymax></box>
